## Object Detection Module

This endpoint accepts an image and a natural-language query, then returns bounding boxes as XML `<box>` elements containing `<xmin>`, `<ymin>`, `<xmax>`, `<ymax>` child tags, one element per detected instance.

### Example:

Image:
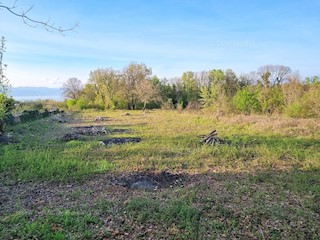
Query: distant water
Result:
<box><xmin>9</xmin><ymin>87</ymin><xmax>63</xmax><ymax>101</ymax></box>
<box><xmin>13</xmin><ymin>95</ymin><xmax>63</xmax><ymax>101</ymax></box>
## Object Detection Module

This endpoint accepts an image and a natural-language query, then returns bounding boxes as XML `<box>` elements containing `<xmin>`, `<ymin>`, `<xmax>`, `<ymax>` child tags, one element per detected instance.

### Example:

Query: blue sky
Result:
<box><xmin>0</xmin><ymin>0</ymin><xmax>319</xmax><ymax>87</ymax></box>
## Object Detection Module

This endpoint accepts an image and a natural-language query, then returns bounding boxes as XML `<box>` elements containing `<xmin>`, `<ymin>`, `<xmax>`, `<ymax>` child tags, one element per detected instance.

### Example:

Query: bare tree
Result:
<box><xmin>258</xmin><ymin>65</ymin><xmax>292</xmax><ymax>87</ymax></box>
<box><xmin>0</xmin><ymin>1</ymin><xmax>78</xmax><ymax>33</ymax></box>
<box><xmin>136</xmin><ymin>79</ymin><xmax>161</xmax><ymax>110</ymax></box>
<box><xmin>62</xmin><ymin>77</ymin><xmax>83</xmax><ymax>99</ymax></box>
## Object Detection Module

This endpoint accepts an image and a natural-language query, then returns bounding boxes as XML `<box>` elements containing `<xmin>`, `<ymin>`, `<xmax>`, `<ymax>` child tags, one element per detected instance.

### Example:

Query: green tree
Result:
<box><xmin>181</xmin><ymin>71</ymin><xmax>200</xmax><ymax>106</ymax></box>
<box><xmin>200</xmin><ymin>84</ymin><xmax>218</xmax><ymax>109</ymax></box>
<box><xmin>122</xmin><ymin>63</ymin><xmax>152</xmax><ymax>110</ymax></box>
<box><xmin>87</xmin><ymin>68</ymin><xmax>121</xmax><ymax>109</ymax></box>
<box><xmin>233</xmin><ymin>87</ymin><xmax>261</xmax><ymax>114</ymax></box>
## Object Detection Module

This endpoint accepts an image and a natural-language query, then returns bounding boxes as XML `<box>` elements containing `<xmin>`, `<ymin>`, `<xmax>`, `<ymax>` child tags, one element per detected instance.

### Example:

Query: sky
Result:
<box><xmin>0</xmin><ymin>0</ymin><xmax>319</xmax><ymax>87</ymax></box>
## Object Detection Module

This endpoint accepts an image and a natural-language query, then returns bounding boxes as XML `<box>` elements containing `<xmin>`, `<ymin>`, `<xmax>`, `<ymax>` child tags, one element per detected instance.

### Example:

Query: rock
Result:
<box><xmin>130</xmin><ymin>180</ymin><xmax>158</xmax><ymax>191</ymax></box>
<box><xmin>121</xmin><ymin>112</ymin><xmax>130</xmax><ymax>116</ymax></box>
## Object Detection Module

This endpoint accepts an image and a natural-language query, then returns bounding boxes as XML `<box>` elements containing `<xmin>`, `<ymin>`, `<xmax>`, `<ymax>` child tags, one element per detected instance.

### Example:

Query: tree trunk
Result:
<box><xmin>132</xmin><ymin>100</ymin><xmax>136</xmax><ymax>110</ymax></box>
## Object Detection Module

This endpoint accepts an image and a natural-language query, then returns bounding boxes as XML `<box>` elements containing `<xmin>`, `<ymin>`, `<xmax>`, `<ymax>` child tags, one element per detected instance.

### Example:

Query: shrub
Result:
<box><xmin>161</xmin><ymin>98</ymin><xmax>175</xmax><ymax>110</ymax></box>
<box><xmin>66</xmin><ymin>99</ymin><xmax>77</xmax><ymax>110</ymax></box>
<box><xmin>76</xmin><ymin>99</ymin><xmax>87</xmax><ymax>110</ymax></box>
<box><xmin>259</xmin><ymin>86</ymin><xmax>285</xmax><ymax>114</ymax></box>
<box><xmin>186</xmin><ymin>100</ymin><xmax>201</xmax><ymax>111</ymax></box>
<box><xmin>233</xmin><ymin>88</ymin><xmax>261</xmax><ymax>114</ymax></box>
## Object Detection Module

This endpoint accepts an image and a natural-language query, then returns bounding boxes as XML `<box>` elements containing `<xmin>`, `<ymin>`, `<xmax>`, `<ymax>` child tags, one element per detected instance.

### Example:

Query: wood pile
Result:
<box><xmin>201</xmin><ymin>130</ymin><xmax>225</xmax><ymax>145</ymax></box>
<box><xmin>73</xmin><ymin>126</ymin><xmax>109</xmax><ymax>135</ymax></box>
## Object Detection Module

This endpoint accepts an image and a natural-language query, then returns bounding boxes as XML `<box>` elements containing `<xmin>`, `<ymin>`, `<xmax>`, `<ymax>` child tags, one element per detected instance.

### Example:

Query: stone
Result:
<box><xmin>130</xmin><ymin>180</ymin><xmax>158</xmax><ymax>190</ymax></box>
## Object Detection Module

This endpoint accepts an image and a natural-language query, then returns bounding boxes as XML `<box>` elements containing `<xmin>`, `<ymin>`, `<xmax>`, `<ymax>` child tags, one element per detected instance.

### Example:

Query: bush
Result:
<box><xmin>161</xmin><ymin>98</ymin><xmax>175</xmax><ymax>110</ymax></box>
<box><xmin>186</xmin><ymin>100</ymin><xmax>201</xmax><ymax>111</ymax></box>
<box><xmin>66</xmin><ymin>99</ymin><xmax>77</xmax><ymax>110</ymax></box>
<box><xmin>285</xmin><ymin>102</ymin><xmax>305</xmax><ymax>118</ymax></box>
<box><xmin>76</xmin><ymin>99</ymin><xmax>87</xmax><ymax>110</ymax></box>
<box><xmin>259</xmin><ymin>86</ymin><xmax>285</xmax><ymax>114</ymax></box>
<box><xmin>233</xmin><ymin>88</ymin><xmax>261</xmax><ymax>114</ymax></box>
<box><xmin>0</xmin><ymin>94</ymin><xmax>15</xmax><ymax>132</ymax></box>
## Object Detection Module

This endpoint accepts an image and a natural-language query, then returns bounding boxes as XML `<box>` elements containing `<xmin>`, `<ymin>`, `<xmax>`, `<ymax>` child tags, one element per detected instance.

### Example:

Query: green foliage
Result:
<box><xmin>0</xmin><ymin>94</ymin><xmax>15</xmax><ymax>113</ymax></box>
<box><xmin>233</xmin><ymin>87</ymin><xmax>261</xmax><ymax>114</ymax></box>
<box><xmin>181</xmin><ymin>71</ymin><xmax>200</xmax><ymax>104</ymax></box>
<box><xmin>284</xmin><ymin>101</ymin><xmax>306</xmax><ymax>118</ymax></box>
<box><xmin>284</xmin><ymin>85</ymin><xmax>320</xmax><ymax>118</ymax></box>
<box><xmin>200</xmin><ymin>85</ymin><xmax>216</xmax><ymax>109</ymax></box>
<box><xmin>76</xmin><ymin>99</ymin><xmax>87</xmax><ymax>110</ymax></box>
<box><xmin>259</xmin><ymin>86</ymin><xmax>285</xmax><ymax>114</ymax></box>
<box><xmin>0</xmin><ymin>94</ymin><xmax>15</xmax><ymax>131</ymax></box>
<box><xmin>66</xmin><ymin>99</ymin><xmax>77</xmax><ymax>110</ymax></box>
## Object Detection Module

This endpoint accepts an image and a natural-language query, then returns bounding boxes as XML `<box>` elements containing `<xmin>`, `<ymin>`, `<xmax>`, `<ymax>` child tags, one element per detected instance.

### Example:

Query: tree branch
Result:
<box><xmin>0</xmin><ymin>2</ymin><xmax>78</xmax><ymax>33</ymax></box>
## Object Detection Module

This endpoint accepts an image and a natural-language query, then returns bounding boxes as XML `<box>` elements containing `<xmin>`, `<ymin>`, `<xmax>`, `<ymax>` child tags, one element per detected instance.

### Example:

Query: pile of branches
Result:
<box><xmin>201</xmin><ymin>130</ymin><xmax>225</xmax><ymax>145</ymax></box>
<box><xmin>73</xmin><ymin>126</ymin><xmax>109</xmax><ymax>135</ymax></box>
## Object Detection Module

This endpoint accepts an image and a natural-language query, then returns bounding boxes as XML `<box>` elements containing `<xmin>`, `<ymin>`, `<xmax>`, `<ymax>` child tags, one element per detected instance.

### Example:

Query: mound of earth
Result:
<box><xmin>61</xmin><ymin>133</ymin><xmax>81</xmax><ymax>141</ymax></box>
<box><xmin>110</xmin><ymin>128</ymin><xmax>132</xmax><ymax>133</ymax></box>
<box><xmin>112</xmin><ymin>171</ymin><xmax>186</xmax><ymax>190</ymax></box>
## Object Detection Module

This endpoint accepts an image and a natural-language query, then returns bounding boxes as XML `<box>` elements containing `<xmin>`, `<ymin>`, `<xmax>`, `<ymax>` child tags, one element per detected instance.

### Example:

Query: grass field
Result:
<box><xmin>0</xmin><ymin>110</ymin><xmax>319</xmax><ymax>239</ymax></box>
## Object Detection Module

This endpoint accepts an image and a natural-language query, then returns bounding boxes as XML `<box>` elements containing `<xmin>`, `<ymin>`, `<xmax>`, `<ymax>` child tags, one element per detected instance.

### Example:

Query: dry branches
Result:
<box><xmin>0</xmin><ymin>1</ymin><xmax>78</xmax><ymax>33</ymax></box>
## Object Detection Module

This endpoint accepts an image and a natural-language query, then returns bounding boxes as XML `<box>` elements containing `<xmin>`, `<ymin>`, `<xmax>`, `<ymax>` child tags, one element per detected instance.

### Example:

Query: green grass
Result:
<box><xmin>0</xmin><ymin>109</ymin><xmax>319</xmax><ymax>239</ymax></box>
<box><xmin>0</xmin><ymin>210</ymin><xmax>103</xmax><ymax>240</ymax></box>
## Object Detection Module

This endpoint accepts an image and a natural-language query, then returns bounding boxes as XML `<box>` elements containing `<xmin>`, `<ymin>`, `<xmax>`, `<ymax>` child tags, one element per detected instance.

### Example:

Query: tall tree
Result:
<box><xmin>136</xmin><ymin>79</ymin><xmax>161</xmax><ymax>110</ymax></box>
<box><xmin>181</xmin><ymin>71</ymin><xmax>200</xmax><ymax>105</ymax></box>
<box><xmin>87</xmin><ymin>68</ymin><xmax>121</xmax><ymax>109</ymax></box>
<box><xmin>62</xmin><ymin>77</ymin><xmax>83</xmax><ymax>100</ymax></box>
<box><xmin>258</xmin><ymin>65</ymin><xmax>291</xmax><ymax>87</ymax></box>
<box><xmin>122</xmin><ymin>63</ymin><xmax>152</xmax><ymax>110</ymax></box>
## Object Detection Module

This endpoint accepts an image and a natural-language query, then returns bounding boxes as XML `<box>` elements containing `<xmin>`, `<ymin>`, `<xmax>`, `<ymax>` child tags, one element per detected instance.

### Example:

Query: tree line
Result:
<box><xmin>63</xmin><ymin>62</ymin><xmax>320</xmax><ymax>118</ymax></box>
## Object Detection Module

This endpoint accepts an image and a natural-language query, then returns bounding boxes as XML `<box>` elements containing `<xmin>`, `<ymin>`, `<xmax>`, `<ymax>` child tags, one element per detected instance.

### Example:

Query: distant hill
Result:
<box><xmin>9</xmin><ymin>87</ymin><xmax>63</xmax><ymax>101</ymax></box>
